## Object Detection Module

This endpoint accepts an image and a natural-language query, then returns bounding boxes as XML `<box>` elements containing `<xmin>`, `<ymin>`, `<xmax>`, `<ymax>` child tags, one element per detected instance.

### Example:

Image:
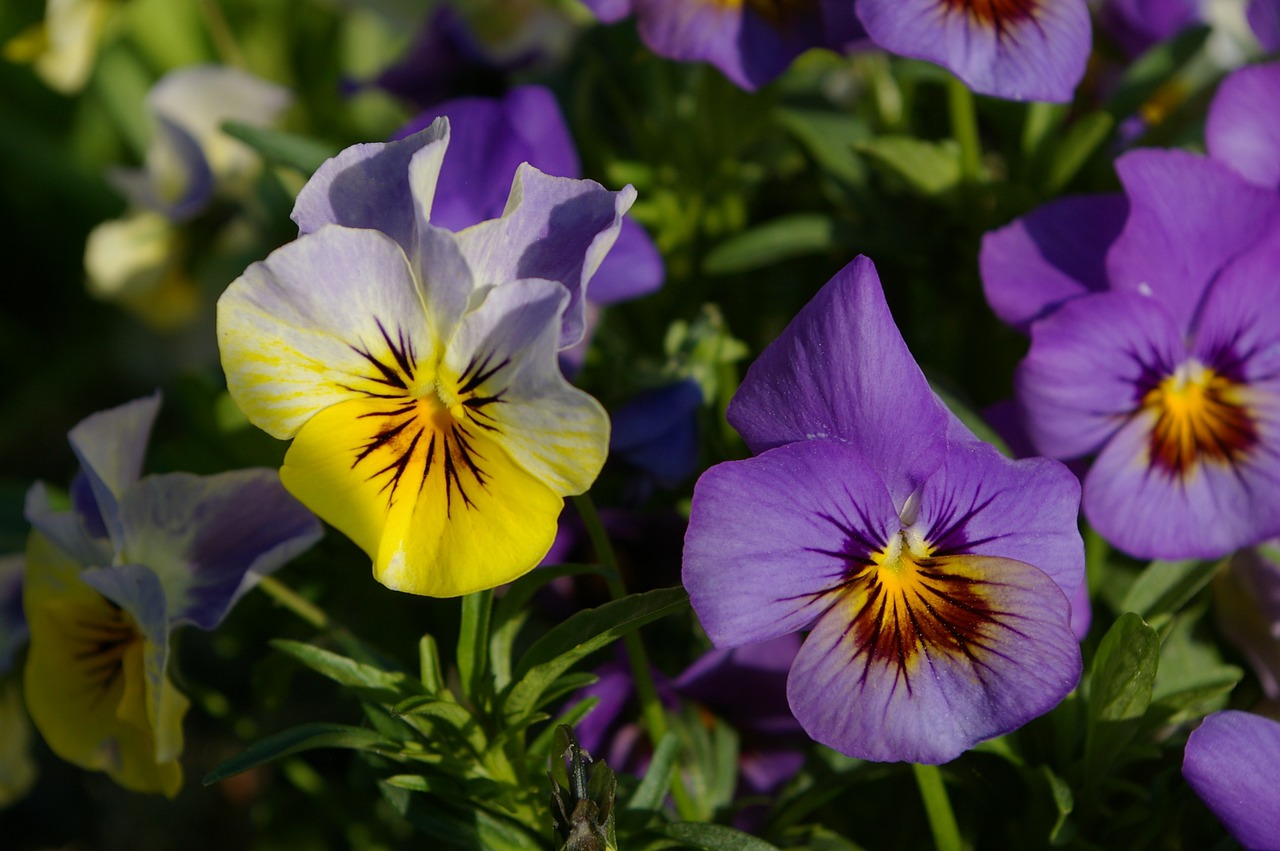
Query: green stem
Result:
<box><xmin>572</xmin><ymin>492</ymin><xmax>700</xmax><ymax>821</ymax></box>
<box><xmin>947</xmin><ymin>75</ymin><xmax>983</xmax><ymax>184</ymax></box>
<box><xmin>198</xmin><ymin>0</ymin><xmax>247</xmax><ymax>70</ymax></box>
<box><xmin>257</xmin><ymin>575</ymin><xmax>329</xmax><ymax>630</ymax></box>
<box><xmin>913</xmin><ymin>763</ymin><xmax>963</xmax><ymax>851</ymax></box>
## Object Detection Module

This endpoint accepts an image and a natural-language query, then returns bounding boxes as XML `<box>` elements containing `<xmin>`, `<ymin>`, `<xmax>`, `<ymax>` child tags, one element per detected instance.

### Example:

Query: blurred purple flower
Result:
<box><xmin>1250</xmin><ymin>0</ymin><xmax>1280</xmax><ymax>52</ymax></box>
<box><xmin>1206</xmin><ymin>62</ymin><xmax>1280</xmax><ymax>192</ymax></box>
<box><xmin>684</xmin><ymin>257</ymin><xmax>1083</xmax><ymax>764</ymax></box>
<box><xmin>610</xmin><ymin>379</ymin><xmax>704</xmax><ymax>490</ymax></box>
<box><xmin>0</xmin><ymin>557</ymin><xmax>25</xmax><ymax>676</ymax></box>
<box><xmin>1183</xmin><ymin>710</ymin><xmax>1280</xmax><ymax>849</ymax></box>
<box><xmin>1098</xmin><ymin>0</ymin><xmax>1201</xmax><ymax>57</ymax></box>
<box><xmin>855</xmin><ymin>0</ymin><xmax>1092</xmax><ymax>101</ymax></box>
<box><xmin>1214</xmin><ymin>543</ymin><xmax>1280</xmax><ymax>699</ymax></box>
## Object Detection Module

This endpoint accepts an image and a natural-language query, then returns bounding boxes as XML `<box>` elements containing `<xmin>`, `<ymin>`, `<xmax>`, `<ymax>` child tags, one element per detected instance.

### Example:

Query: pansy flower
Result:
<box><xmin>1098</xmin><ymin>0</ymin><xmax>1201</xmax><ymax>57</ymax></box>
<box><xmin>3</xmin><ymin>0</ymin><xmax>118</xmax><ymax>93</ymax></box>
<box><xmin>683</xmin><ymin>257</ymin><xmax>1083</xmax><ymax>764</ymax></box>
<box><xmin>218</xmin><ymin>118</ymin><xmax>633</xmax><ymax>596</ymax></box>
<box><xmin>22</xmin><ymin>395</ymin><xmax>321</xmax><ymax>796</ymax></box>
<box><xmin>855</xmin><ymin>0</ymin><xmax>1091</xmax><ymax>102</ymax></box>
<box><xmin>0</xmin><ymin>555</ymin><xmax>36</xmax><ymax>808</ymax></box>
<box><xmin>982</xmin><ymin>65</ymin><xmax>1280</xmax><ymax>559</ymax></box>
<box><xmin>1183</xmin><ymin>710</ymin><xmax>1280</xmax><ymax>849</ymax></box>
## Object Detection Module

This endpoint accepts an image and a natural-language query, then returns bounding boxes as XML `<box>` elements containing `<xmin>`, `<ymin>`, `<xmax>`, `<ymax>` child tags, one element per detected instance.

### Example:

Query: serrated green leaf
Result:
<box><xmin>1119</xmin><ymin>559</ymin><xmax>1220</xmax><ymax>620</ymax></box>
<box><xmin>221</xmin><ymin>121</ymin><xmax>337</xmax><ymax>175</ymax></box>
<box><xmin>203</xmin><ymin>723</ymin><xmax>396</xmax><ymax>785</ymax></box>
<box><xmin>270</xmin><ymin>638</ymin><xmax>411</xmax><ymax>698</ymax></box>
<box><xmin>663</xmin><ymin>822</ymin><xmax>782</xmax><ymax>850</ymax></box>
<box><xmin>855</xmin><ymin>136</ymin><xmax>961</xmax><ymax>196</ymax></box>
<box><xmin>503</xmin><ymin>587</ymin><xmax>689</xmax><ymax>723</ymax></box>
<box><xmin>702</xmin><ymin>214</ymin><xmax>837</xmax><ymax>275</ymax></box>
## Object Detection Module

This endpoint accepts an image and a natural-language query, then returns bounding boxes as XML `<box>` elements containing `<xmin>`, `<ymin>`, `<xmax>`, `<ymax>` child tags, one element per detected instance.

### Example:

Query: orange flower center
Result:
<box><xmin>1141</xmin><ymin>360</ymin><xmax>1259</xmax><ymax>479</ymax></box>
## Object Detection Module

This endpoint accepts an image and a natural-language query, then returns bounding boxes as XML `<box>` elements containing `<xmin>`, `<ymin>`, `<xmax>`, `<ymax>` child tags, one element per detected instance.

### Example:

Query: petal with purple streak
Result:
<box><xmin>856</xmin><ymin>0</ymin><xmax>1091</xmax><ymax>102</ymax></box>
<box><xmin>1183</xmin><ymin>710</ymin><xmax>1280</xmax><ymax>849</ymax></box>
<box><xmin>683</xmin><ymin>438</ymin><xmax>899</xmax><ymax>647</ymax></box>
<box><xmin>67</xmin><ymin>393</ymin><xmax>162</xmax><ymax>548</ymax></box>
<box><xmin>980</xmin><ymin>194</ymin><xmax>1128</xmax><ymax>331</ymax></box>
<box><xmin>728</xmin><ymin>256</ymin><xmax>947</xmax><ymax>508</ymax></box>
<box><xmin>1206</xmin><ymin>62</ymin><xmax>1280</xmax><ymax>192</ymax></box>
<box><xmin>787</xmin><ymin>552</ymin><xmax>1080</xmax><ymax>763</ymax></box>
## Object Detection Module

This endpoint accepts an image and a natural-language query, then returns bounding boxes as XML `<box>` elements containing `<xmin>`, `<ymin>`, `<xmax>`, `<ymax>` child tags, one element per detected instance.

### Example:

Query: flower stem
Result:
<box><xmin>572</xmin><ymin>492</ymin><xmax>700</xmax><ymax>821</ymax></box>
<box><xmin>913</xmin><ymin>763</ymin><xmax>963</xmax><ymax>851</ymax></box>
<box><xmin>198</xmin><ymin>0</ymin><xmax>247</xmax><ymax>70</ymax></box>
<box><xmin>947</xmin><ymin>75</ymin><xmax>983</xmax><ymax>185</ymax></box>
<box><xmin>257</xmin><ymin>575</ymin><xmax>329</xmax><ymax>630</ymax></box>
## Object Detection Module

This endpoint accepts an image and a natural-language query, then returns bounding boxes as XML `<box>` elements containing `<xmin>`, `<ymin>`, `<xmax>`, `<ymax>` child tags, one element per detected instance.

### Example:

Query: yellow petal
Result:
<box><xmin>281</xmin><ymin>396</ymin><xmax>563</xmax><ymax>597</ymax></box>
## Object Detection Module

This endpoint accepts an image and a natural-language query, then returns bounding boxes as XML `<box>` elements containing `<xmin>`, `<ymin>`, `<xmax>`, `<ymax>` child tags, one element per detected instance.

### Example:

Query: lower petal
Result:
<box><xmin>787</xmin><ymin>554</ymin><xmax>1080</xmax><ymax>764</ymax></box>
<box><xmin>1183</xmin><ymin>711</ymin><xmax>1280</xmax><ymax>849</ymax></box>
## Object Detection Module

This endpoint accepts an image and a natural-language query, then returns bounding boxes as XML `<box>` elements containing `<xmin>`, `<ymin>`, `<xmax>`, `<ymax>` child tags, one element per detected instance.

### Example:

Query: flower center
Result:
<box><xmin>62</xmin><ymin>596</ymin><xmax>142</xmax><ymax>708</ymax></box>
<box><xmin>1141</xmin><ymin>360</ymin><xmax>1258</xmax><ymax>479</ymax></box>
<box><xmin>938</xmin><ymin>0</ymin><xmax>1039</xmax><ymax>27</ymax></box>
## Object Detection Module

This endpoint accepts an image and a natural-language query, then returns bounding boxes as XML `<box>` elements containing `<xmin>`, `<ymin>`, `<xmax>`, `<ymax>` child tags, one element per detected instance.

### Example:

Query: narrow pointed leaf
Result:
<box><xmin>204</xmin><ymin>723</ymin><xmax>396</xmax><ymax>784</ymax></box>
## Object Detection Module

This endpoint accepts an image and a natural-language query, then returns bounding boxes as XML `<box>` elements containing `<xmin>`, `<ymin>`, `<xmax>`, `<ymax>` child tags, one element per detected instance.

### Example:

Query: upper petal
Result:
<box><xmin>454</xmin><ymin>164</ymin><xmax>636</xmax><ymax>349</ymax></box>
<box><xmin>1183</xmin><ymin>711</ymin><xmax>1280</xmax><ymax>849</ymax></box>
<box><xmin>683</xmin><ymin>438</ymin><xmax>900</xmax><ymax>647</ymax></box>
<box><xmin>1249</xmin><ymin>0</ymin><xmax>1280</xmax><ymax>52</ymax></box>
<box><xmin>291</xmin><ymin>118</ymin><xmax>450</xmax><ymax>253</ymax></box>
<box><xmin>980</xmin><ymin>194</ymin><xmax>1128</xmax><ymax>331</ymax></box>
<box><xmin>67</xmin><ymin>393</ymin><xmax>161</xmax><ymax>548</ymax></box>
<box><xmin>787</xmin><ymin>553</ymin><xmax>1080</xmax><ymax>763</ymax></box>
<box><xmin>217</xmin><ymin>225</ymin><xmax>433</xmax><ymax>439</ymax></box>
<box><xmin>727</xmin><ymin>255</ymin><xmax>947</xmax><ymax>509</ymax></box>
<box><xmin>1206</xmin><ymin>61</ymin><xmax>1280</xmax><ymax>192</ymax></box>
<box><xmin>1107</xmin><ymin>149</ymin><xmax>1280</xmax><ymax>332</ymax></box>
<box><xmin>856</xmin><ymin>0</ymin><xmax>1091</xmax><ymax>102</ymax></box>
<box><xmin>116</xmin><ymin>470</ymin><xmax>322</xmax><ymax>630</ymax></box>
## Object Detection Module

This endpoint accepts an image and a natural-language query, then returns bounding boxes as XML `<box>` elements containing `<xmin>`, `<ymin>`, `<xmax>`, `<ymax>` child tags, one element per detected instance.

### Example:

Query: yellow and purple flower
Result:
<box><xmin>218</xmin><ymin>118</ymin><xmax>633</xmax><ymax>596</ymax></box>
<box><xmin>22</xmin><ymin>395</ymin><xmax>321</xmax><ymax>796</ymax></box>
<box><xmin>981</xmin><ymin>63</ymin><xmax>1280</xmax><ymax>560</ymax></box>
<box><xmin>683</xmin><ymin>257</ymin><xmax>1083</xmax><ymax>764</ymax></box>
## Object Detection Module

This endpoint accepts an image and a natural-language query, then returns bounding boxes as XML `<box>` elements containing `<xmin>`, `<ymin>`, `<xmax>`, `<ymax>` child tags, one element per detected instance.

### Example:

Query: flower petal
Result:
<box><xmin>218</xmin><ymin>225</ymin><xmax>434</xmax><ymax>439</ymax></box>
<box><xmin>1183</xmin><ymin>710</ymin><xmax>1280</xmax><ymax>849</ymax></box>
<box><xmin>1017</xmin><ymin>290</ymin><xmax>1185</xmax><ymax>459</ymax></box>
<box><xmin>116</xmin><ymin>470</ymin><xmax>322</xmax><ymax>630</ymax></box>
<box><xmin>683</xmin><ymin>438</ymin><xmax>900</xmax><ymax>647</ymax></box>
<box><xmin>66</xmin><ymin>393</ymin><xmax>162</xmax><ymax>547</ymax></box>
<box><xmin>444</xmin><ymin>278</ymin><xmax>610</xmax><ymax>495</ymax></box>
<box><xmin>454</xmin><ymin>164</ymin><xmax>636</xmax><ymax>349</ymax></box>
<box><xmin>1106</xmin><ymin>149</ymin><xmax>1280</xmax><ymax>332</ymax></box>
<box><xmin>980</xmin><ymin>194</ymin><xmax>1128</xmax><ymax>331</ymax></box>
<box><xmin>1207</xmin><ymin>62</ymin><xmax>1280</xmax><ymax>192</ymax></box>
<box><xmin>1249</xmin><ymin>0</ymin><xmax>1280</xmax><ymax>52</ymax></box>
<box><xmin>856</xmin><ymin>0</ymin><xmax>1091</xmax><ymax>102</ymax></box>
<box><xmin>915</xmin><ymin>439</ymin><xmax>1084</xmax><ymax>598</ymax></box>
<box><xmin>727</xmin><ymin>256</ymin><xmax>947</xmax><ymax>508</ymax></box>
<box><xmin>281</xmin><ymin>397</ymin><xmax>565</xmax><ymax>597</ymax></box>
<box><xmin>292</xmin><ymin>118</ymin><xmax>449</xmax><ymax>252</ymax></box>
<box><xmin>786</xmin><ymin>553</ymin><xmax>1080</xmax><ymax>763</ymax></box>
<box><xmin>0</xmin><ymin>555</ymin><xmax>27</xmax><ymax>676</ymax></box>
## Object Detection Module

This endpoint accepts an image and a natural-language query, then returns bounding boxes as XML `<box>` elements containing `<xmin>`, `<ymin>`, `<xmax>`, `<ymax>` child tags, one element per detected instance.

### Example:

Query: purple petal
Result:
<box><xmin>67</xmin><ymin>393</ymin><xmax>162</xmax><ymax>548</ymax></box>
<box><xmin>1016</xmin><ymin>290</ymin><xmax>1185</xmax><ymax>460</ymax></box>
<box><xmin>1217</xmin><ymin>546</ymin><xmax>1280</xmax><ymax>699</ymax></box>
<box><xmin>581</xmin><ymin>0</ymin><xmax>634</xmax><ymax>24</ymax></box>
<box><xmin>573</xmin><ymin>661</ymin><xmax>638</xmax><ymax>758</ymax></box>
<box><xmin>728</xmin><ymin>256</ymin><xmax>947</xmax><ymax>509</ymax></box>
<box><xmin>24</xmin><ymin>483</ymin><xmax>112</xmax><ymax>569</ymax></box>
<box><xmin>1068</xmin><ymin>576</ymin><xmax>1092</xmax><ymax>641</ymax></box>
<box><xmin>1206</xmin><ymin>62</ymin><xmax>1280</xmax><ymax>192</ymax></box>
<box><xmin>675</xmin><ymin>634</ymin><xmax>802</xmax><ymax>737</ymax></box>
<box><xmin>292</xmin><ymin>119</ymin><xmax>449</xmax><ymax>251</ymax></box>
<box><xmin>0</xmin><ymin>556</ymin><xmax>27</xmax><ymax>675</ymax></box>
<box><xmin>1249</xmin><ymin>0</ymin><xmax>1280</xmax><ymax>52</ymax></box>
<box><xmin>855</xmin><ymin>0</ymin><xmax>1091</xmax><ymax>102</ymax></box>
<box><xmin>914</xmin><ymin>439</ymin><xmax>1084</xmax><ymax>599</ymax></box>
<box><xmin>980</xmin><ymin>194</ymin><xmax>1128</xmax><ymax>331</ymax></box>
<box><xmin>1183</xmin><ymin>710</ymin><xmax>1280</xmax><ymax>849</ymax></box>
<box><xmin>116</xmin><ymin>470</ymin><xmax>323</xmax><ymax>630</ymax></box>
<box><xmin>787</xmin><ymin>553</ymin><xmax>1080</xmax><ymax>763</ymax></box>
<box><xmin>453</xmin><ymin>165</ymin><xmax>635</xmax><ymax>349</ymax></box>
<box><xmin>610</xmin><ymin>380</ymin><xmax>703</xmax><ymax>488</ymax></box>
<box><xmin>1106</xmin><ymin>149</ymin><xmax>1280</xmax><ymax>332</ymax></box>
<box><xmin>683</xmin><ymin>438</ymin><xmax>899</xmax><ymax>647</ymax></box>
<box><xmin>1098</xmin><ymin>0</ymin><xmax>1201</xmax><ymax>56</ymax></box>
<box><xmin>106</xmin><ymin>116</ymin><xmax>213</xmax><ymax>221</ymax></box>
<box><xmin>592</xmin><ymin>217</ymin><xmax>664</xmax><ymax>305</ymax></box>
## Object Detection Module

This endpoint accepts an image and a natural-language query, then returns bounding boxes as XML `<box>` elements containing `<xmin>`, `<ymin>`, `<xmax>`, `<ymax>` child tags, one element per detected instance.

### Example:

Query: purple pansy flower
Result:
<box><xmin>854</xmin><ymin>0</ymin><xmax>1091</xmax><ymax>102</ymax></box>
<box><xmin>1206</xmin><ymin>62</ymin><xmax>1280</xmax><ymax>193</ymax></box>
<box><xmin>1099</xmin><ymin>0</ymin><xmax>1201</xmax><ymax>57</ymax></box>
<box><xmin>610</xmin><ymin>379</ymin><xmax>704</xmax><ymax>491</ymax></box>
<box><xmin>683</xmin><ymin>256</ymin><xmax>1083</xmax><ymax>764</ymax></box>
<box><xmin>21</xmin><ymin>394</ymin><xmax>321</xmax><ymax>795</ymax></box>
<box><xmin>1183</xmin><ymin>710</ymin><xmax>1280</xmax><ymax>849</ymax></box>
<box><xmin>983</xmin><ymin>77</ymin><xmax>1280</xmax><ymax>559</ymax></box>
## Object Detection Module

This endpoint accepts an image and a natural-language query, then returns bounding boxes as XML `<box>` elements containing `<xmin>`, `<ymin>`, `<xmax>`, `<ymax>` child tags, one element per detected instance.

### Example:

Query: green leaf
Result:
<box><xmin>1084</xmin><ymin>612</ymin><xmax>1160</xmax><ymax>782</ymax></box>
<box><xmin>1119</xmin><ymin>559</ymin><xmax>1220</xmax><ymax>621</ymax></box>
<box><xmin>663</xmin><ymin>823</ymin><xmax>783</xmax><ymax>850</ymax></box>
<box><xmin>1043</xmin><ymin>111</ymin><xmax>1115</xmax><ymax>194</ymax></box>
<box><xmin>203</xmin><ymin>723</ymin><xmax>396</xmax><ymax>785</ymax></box>
<box><xmin>854</xmin><ymin>136</ymin><xmax>962</xmax><ymax>197</ymax></box>
<box><xmin>775</xmin><ymin>107</ymin><xmax>868</xmax><ymax>185</ymax></box>
<box><xmin>420</xmin><ymin>633</ymin><xmax>445</xmax><ymax>693</ymax></box>
<box><xmin>702</xmin><ymin>214</ymin><xmax>838</xmax><ymax>275</ymax></box>
<box><xmin>503</xmin><ymin>587</ymin><xmax>689</xmax><ymax>723</ymax></box>
<box><xmin>220</xmin><ymin>121</ymin><xmax>337</xmax><ymax>176</ymax></box>
<box><xmin>270</xmin><ymin>639</ymin><xmax>413</xmax><ymax>699</ymax></box>
<box><xmin>380</xmin><ymin>780</ymin><xmax>544</xmax><ymax>851</ymax></box>
<box><xmin>626</xmin><ymin>731</ymin><xmax>681</xmax><ymax>812</ymax></box>
<box><xmin>1039</xmin><ymin>765</ymin><xmax>1074</xmax><ymax>845</ymax></box>
<box><xmin>458</xmin><ymin>589</ymin><xmax>493</xmax><ymax>707</ymax></box>
<box><xmin>490</xmin><ymin>564</ymin><xmax>606</xmax><ymax>691</ymax></box>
